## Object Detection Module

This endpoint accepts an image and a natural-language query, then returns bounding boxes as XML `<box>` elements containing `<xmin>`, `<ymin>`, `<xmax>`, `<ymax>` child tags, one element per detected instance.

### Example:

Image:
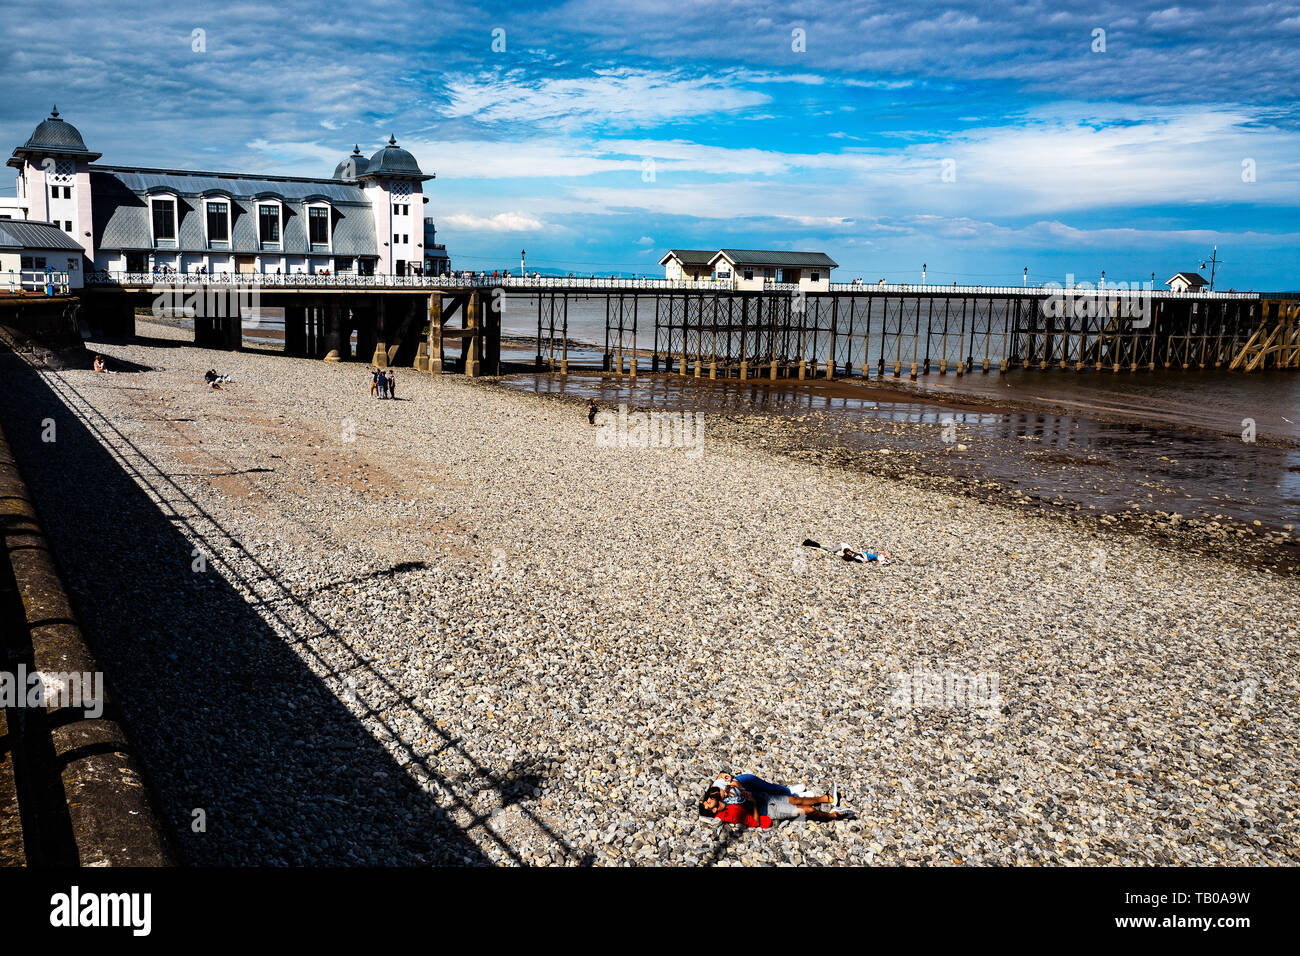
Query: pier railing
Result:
<box><xmin>3</xmin><ymin>270</ymin><xmax>71</xmax><ymax>295</ymax></box>
<box><xmin>84</xmin><ymin>271</ymin><xmax>727</xmax><ymax>291</ymax></box>
<box><xmin>82</xmin><ymin>271</ymin><xmax>1263</xmax><ymax>300</ymax></box>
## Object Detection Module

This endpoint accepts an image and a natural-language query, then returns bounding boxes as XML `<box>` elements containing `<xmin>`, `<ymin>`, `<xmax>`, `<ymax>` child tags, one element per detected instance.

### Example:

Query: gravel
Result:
<box><xmin>0</xmin><ymin>317</ymin><xmax>1295</xmax><ymax>866</ymax></box>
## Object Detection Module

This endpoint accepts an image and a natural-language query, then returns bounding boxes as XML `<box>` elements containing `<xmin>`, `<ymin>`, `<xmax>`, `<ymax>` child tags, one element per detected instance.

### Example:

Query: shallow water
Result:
<box><xmin>498</xmin><ymin>372</ymin><xmax>1300</xmax><ymax>530</ymax></box>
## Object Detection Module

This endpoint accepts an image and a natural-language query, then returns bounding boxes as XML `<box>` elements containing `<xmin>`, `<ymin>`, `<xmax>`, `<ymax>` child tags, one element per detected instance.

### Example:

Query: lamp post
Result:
<box><xmin>521</xmin><ymin>249</ymin><xmax>526</xmax><ymax>275</ymax></box>
<box><xmin>1023</xmin><ymin>266</ymin><xmax>1028</xmax><ymax>287</ymax></box>
<box><xmin>922</xmin><ymin>262</ymin><xmax>927</xmax><ymax>284</ymax></box>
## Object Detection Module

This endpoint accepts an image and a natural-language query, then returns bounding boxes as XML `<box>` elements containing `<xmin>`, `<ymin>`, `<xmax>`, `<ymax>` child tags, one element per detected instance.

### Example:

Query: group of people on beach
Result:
<box><xmin>204</xmin><ymin>369</ymin><xmax>233</xmax><ymax>389</ymax></box>
<box><xmin>699</xmin><ymin>772</ymin><xmax>855</xmax><ymax>828</ymax></box>
<box><xmin>370</xmin><ymin>367</ymin><xmax>398</xmax><ymax>399</ymax></box>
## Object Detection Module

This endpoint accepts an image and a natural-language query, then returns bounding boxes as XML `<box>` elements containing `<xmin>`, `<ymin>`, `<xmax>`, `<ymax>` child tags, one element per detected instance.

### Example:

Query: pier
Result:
<box><xmin>80</xmin><ymin>272</ymin><xmax>1299</xmax><ymax>378</ymax></box>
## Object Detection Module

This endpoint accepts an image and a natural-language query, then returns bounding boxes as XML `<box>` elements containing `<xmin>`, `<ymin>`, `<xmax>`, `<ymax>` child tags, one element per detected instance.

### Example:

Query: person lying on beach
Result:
<box><xmin>802</xmin><ymin>539</ymin><xmax>892</xmax><ymax>565</ymax></box>
<box><xmin>699</xmin><ymin>774</ymin><xmax>852</xmax><ymax>828</ymax></box>
<box><xmin>834</xmin><ymin>543</ymin><xmax>891</xmax><ymax>565</ymax></box>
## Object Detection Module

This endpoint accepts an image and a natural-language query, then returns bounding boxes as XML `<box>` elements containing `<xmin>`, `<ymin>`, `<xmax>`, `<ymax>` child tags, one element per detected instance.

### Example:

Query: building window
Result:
<box><xmin>743</xmin><ymin>269</ymin><xmax>754</xmax><ymax>281</ymax></box>
<box><xmin>21</xmin><ymin>256</ymin><xmax>47</xmax><ymax>269</ymax></box>
<box><xmin>64</xmin><ymin>220</ymin><xmax>72</xmax><ymax>231</ymax></box>
<box><xmin>206</xmin><ymin>201</ymin><xmax>230</xmax><ymax>243</ymax></box>
<box><xmin>811</xmin><ymin>271</ymin><xmax>820</xmax><ymax>281</ymax></box>
<box><xmin>308</xmin><ymin>206</ymin><xmax>329</xmax><ymax>246</ymax></box>
<box><xmin>258</xmin><ymin>204</ymin><xmax>280</xmax><ymax>245</ymax></box>
<box><xmin>336</xmin><ymin>257</ymin><xmax>354</xmax><ymax>273</ymax></box>
<box><xmin>151</xmin><ymin>198</ymin><xmax>176</xmax><ymax>241</ymax></box>
<box><xmin>393</xmin><ymin>233</ymin><xmax>399</xmax><ymax>245</ymax></box>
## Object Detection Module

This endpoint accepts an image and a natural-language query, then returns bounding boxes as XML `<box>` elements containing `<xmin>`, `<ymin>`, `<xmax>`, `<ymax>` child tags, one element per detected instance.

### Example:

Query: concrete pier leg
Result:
<box><xmin>629</xmin><ymin>353</ymin><xmax>637</xmax><ymax>378</ymax></box>
<box><xmin>426</xmin><ymin>294</ymin><xmax>443</xmax><ymax>374</ymax></box>
<box><xmin>739</xmin><ymin>360</ymin><xmax>748</xmax><ymax>380</ymax></box>
<box><xmin>769</xmin><ymin>360</ymin><xmax>778</xmax><ymax>380</ymax></box>
<box><xmin>322</xmin><ymin>300</ymin><xmax>345</xmax><ymax>362</ymax></box>
<box><xmin>284</xmin><ymin>305</ymin><xmax>306</xmax><ymax>356</ymax></box>
<box><xmin>371</xmin><ymin>297</ymin><xmax>388</xmax><ymax>367</ymax></box>
<box><xmin>680</xmin><ymin>353</ymin><xmax>690</xmax><ymax>377</ymax></box>
<box><xmin>465</xmin><ymin>293</ymin><xmax>481</xmax><ymax>377</ymax></box>
<box><xmin>709</xmin><ymin>361</ymin><xmax>717</xmax><ymax>380</ymax></box>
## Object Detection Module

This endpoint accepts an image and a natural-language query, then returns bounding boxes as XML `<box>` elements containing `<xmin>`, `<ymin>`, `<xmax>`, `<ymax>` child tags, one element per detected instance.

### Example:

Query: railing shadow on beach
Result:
<box><xmin>0</xmin><ymin>349</ymin><xmax>592</xmax><ymax>866</ymax></box>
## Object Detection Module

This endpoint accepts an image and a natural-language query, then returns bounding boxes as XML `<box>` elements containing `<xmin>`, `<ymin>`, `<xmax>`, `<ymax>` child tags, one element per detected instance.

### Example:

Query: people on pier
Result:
<box><xmin>699</xmin><ymin>773</ymin><xmax>852</xmax><ymax>828</ymax></box>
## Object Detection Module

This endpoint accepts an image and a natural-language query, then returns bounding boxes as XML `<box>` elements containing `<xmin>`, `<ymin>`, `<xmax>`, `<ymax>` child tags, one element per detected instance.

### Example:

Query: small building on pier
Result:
<box><xmin>658</xmin><ymin>249</ymin><xmax>716</xmax><ymax>282</ymax></box>
<box><xmin>709</xmin><ymin>249</ymin><xmax>837</xmax><ymax>291</ymax></box>
<box><xmin>1166</xmin><ymin>272</ymin><xmax>1209</xmax><ymax>293</ymax></box>
<box><xmin>0</xmin><ymin>218</ymin><xmax>86</xmax><ymax>290</ymax></box>
<box><xmin>659</xmin><ymin>247</ymin><xmax>838</xmax><ymax>290</ymax></box>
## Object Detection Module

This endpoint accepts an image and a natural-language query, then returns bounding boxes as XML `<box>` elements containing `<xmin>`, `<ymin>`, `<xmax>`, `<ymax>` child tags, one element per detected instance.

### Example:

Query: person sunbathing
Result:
<box><xmin>698</xmin><ymin>773</ymin><xmax>853</xmax><ymax>828</ymax></box>
<box><xmin>834</xmin><ymin>543</ymin><xmax>891</xmax><ymax>564</ymax></box>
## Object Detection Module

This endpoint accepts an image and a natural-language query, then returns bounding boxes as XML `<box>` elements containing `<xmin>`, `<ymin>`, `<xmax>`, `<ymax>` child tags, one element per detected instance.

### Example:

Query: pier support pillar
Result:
<box><xmin>371</xmin><ymin>297</ymin><xmax>389</xmax><ymax>367</ymax></box>
<box><xmin>824</xmin><ymin>361</ymin><xmax>834</xmax><ymax>381</ymax></box>
<box><xmin>465</xmin><ymin>293</ymin><xmax>482</xmax><ymax>377</ymax></box>
<box><xmin>426</xmin><ymin>294</ymin><xmax>443</xmax><ymax>374</ymax></box>
<box><xmin>708</xmin><ymin>361</ymin><xmax>717</xmax><ymax>380</ymax></box>
<box><xmin>739</xmin><ymin>360</ymin><xmax>748</xmax><ymax>380</ymax></box>
<box><xmin>797</xmin><ymin>360</ymin><xmax>806</xmax><ymax>380</ymax></box>
<box><xmin>770</xmin><ymin>360</ymin><xmax>779</xmax><ymax>380</ymax></box>
<box><xmin>322</xmin><ymin>300</ymin><xmax>347</xmax><ymax>362</ymax></box>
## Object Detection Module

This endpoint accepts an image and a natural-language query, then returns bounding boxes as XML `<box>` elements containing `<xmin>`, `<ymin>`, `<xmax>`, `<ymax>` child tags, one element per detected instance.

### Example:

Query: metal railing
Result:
<box><xmin>84</xmin><ymin>271</ymin><xmax>729</xmax><ymax>291</ymax></box>
<box><xmin>3</xmin><ymin>270</ymin><xmax>71</xmax><ymax>294</ymax></box>
<box><xmin>805</xmin><ymin>280</ymin><xmax>1260</xmax><ymax>299</ymax></box>
<box><xmin>80</xmin><ymin>271</ymin><xmax>1264</xmax><ymax>299</ymax></box>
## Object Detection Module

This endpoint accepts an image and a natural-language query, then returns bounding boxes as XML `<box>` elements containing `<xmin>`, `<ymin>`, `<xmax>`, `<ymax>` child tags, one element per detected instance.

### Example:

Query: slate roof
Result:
<box><xmin>9</xmin><ymin>107</ymin><xmax>101</xmax><ymax>163</ymax></box>
<box><xmin>712</xmin><ymin>249</ymin><xmax>839</xmax><ymax>269</ymax></box>
<box><xmin>658</xmin><ymin>249</ymin><xmax>717</xmax><ymax>267</ymax></box>
<box><xmin>1166</xmin><ymin>272</ymin><xmax>1208</xmax><ymax>287</ymax></box>
<box><xmin>0</xmin><ymin>219</ymin><xmax>84</xmax><ymax>252</ymax></box>
<box><xmin>89</xmin><ymin>166</ymin><xmax>378</xmax><ymax>256</ymax></box>
<box><xmin>361</xmin><ymin>137</ymin><xmax>431</xmax><ymax>181</ymax></box>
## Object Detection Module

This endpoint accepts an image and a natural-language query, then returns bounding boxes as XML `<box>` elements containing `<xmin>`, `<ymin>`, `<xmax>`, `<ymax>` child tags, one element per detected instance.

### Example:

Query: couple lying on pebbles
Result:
<box><xmin>699</xmin><ymin>773</ymin><xmax>856</xmax><ymax>828</ymax></box>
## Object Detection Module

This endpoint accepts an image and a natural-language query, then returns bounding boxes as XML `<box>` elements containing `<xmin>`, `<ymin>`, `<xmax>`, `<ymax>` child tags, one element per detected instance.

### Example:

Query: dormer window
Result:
<box><xmin>258</xmin><ymin>203</ymin><xmax>281</xmax><ymax>249</ymax></box>
<box><xmin>151</xmin><ymin>196</ymin><xmax>177</xmax><ymax>243</ymax></box>
<box><xmin>206</xmin><ymin>200</ymin><xmax>230</xmax><ymax>246</ymax></box>
<box><xmin>308</xmin><ymin>204</ymin><xmax>330</xmax><ymax>249</ymax></box>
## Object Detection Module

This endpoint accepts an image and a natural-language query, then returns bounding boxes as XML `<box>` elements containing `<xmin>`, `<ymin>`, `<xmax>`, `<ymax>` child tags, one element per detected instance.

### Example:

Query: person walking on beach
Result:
<box><xmin>586</xmin><ymin>398</ymin><xmax>598</xmax><ymax>426</ymax></box>
<box><xmin>386</xmin><ymin>369</ymin><xmax>396</xmax><ymax>400</ymax></box>
<box><xmin>699</xmin><ymin>773</ymin><xmax>851</xmax><ymax>828</ymax></box>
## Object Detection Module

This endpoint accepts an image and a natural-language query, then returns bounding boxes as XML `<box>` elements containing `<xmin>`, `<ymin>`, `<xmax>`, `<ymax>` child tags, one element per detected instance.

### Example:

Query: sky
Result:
<box><xmin>2</xmin><ymin>0</ymin><xmax>1298</xmax><ymax>289</ymax></box>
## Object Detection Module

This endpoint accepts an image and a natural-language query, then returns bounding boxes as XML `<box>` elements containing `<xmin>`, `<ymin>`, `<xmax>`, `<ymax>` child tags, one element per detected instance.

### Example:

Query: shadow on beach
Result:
<box><xmin>0</xmin><ymin>350</ymin><xmax>503</xmax><ymax>865</ymax></box>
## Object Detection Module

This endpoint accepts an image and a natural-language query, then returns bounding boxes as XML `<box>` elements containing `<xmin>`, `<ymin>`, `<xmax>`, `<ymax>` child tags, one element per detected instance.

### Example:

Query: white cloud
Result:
<box><xmin>443</xmin><ymin>212</ymin><xmax>546</xmax><ymax>233</ymax></box>
<box><xmin>439</xmin><ymin>67</ymin><xmax>771</xmax><ymax>127</ymax></box>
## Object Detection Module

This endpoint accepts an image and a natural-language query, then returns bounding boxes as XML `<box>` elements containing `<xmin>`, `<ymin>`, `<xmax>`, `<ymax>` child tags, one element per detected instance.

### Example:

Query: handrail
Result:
<box><xmin>79</xmin><ymin>271</ymin><xmax>1264</xmax><ymax>299</ymax></box>
<box><xmin>3</xmin><ymin>270</ymin><xmax>71</xmax><ymax>295</ymax></box>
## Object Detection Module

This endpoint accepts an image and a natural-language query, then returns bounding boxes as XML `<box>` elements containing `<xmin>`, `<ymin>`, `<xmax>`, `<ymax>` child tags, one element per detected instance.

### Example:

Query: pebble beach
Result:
<box><xmin>1</xmin><ymin>317</ymin><xmax>1296</xmax><ymax>866</ymax></box>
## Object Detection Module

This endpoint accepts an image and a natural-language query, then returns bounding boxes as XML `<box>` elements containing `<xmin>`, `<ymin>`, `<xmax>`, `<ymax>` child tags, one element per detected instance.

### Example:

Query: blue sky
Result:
<box><xmin>3</xmin><ymin>0</ymin><xmax>1299</xmax><ymax>288</ymax></box>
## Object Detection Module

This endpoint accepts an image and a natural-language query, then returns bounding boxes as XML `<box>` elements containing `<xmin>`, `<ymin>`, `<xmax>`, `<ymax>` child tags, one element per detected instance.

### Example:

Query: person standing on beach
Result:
<box><xmin>370</xmin><ymin>368</ymin><xmax>380</xmax><ymax>398</ymax></box>
<box><xmin>586</xmin><ymin>399</ymin><xmax>598</xmax><ymax>426</ymax></box>
<box><xmin>386</xmin><ymin>369</ymin><xmax>397</xmax><ymax>400</ymax></box>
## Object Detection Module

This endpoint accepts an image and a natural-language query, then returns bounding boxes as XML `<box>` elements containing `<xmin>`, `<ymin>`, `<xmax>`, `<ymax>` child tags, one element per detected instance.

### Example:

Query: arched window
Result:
<box><xmin>149</xmin><ymin>193</ymin><xmax>178</xmax><ymax>244</ymax></box>
<box><xmin>306</xmin><ymin>201</ymin><xmax>331</xmax><ymax>250</ymax></box>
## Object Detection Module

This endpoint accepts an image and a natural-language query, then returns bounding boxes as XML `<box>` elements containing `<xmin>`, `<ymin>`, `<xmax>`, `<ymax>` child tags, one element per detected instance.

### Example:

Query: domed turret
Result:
<box><xmin>360</xmin><ymin>135</ymin><xmax>431</xmax><ymax>181</ymax></box>
<box><xmin>332</xmin><ymin>144</ymin><xmax>370</xmax><ymax>181</ymax></box>
<box><xmin>11</xmin><ymin>106</ymin><xmax>101</xmax><ymax>162</ymax></box>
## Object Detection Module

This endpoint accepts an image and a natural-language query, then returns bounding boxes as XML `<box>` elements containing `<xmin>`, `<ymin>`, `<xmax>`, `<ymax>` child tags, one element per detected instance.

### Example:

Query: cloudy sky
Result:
<box><xmin>2</xmin><ymin>0</ymin><xmax>1298</xmax><ymax>287</ymax></box>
